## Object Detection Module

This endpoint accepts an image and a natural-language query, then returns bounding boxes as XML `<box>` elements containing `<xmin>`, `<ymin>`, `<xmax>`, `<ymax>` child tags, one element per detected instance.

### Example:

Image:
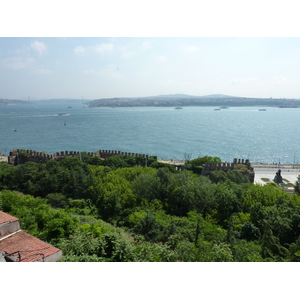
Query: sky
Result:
<box><xmin>1</xmin><ymin>1</ymin><xmax>300</xmax><ymax>101</ymax></box>
<box><xmin>2</xmin><ymin>37</ymin><xmax>300</xmax><ymax>100</ymax></box>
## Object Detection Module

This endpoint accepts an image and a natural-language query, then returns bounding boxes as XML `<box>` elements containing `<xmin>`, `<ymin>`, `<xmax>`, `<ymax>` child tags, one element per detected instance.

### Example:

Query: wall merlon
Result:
<box><xmin>201</xmin><ymin>158</ymin><xmax>254</xmax><ymax>182</ymax></box>
<box><xmin>8</xmin><ymin>149</ymin><xmax>153</xmax><ymax>166</ymax></box>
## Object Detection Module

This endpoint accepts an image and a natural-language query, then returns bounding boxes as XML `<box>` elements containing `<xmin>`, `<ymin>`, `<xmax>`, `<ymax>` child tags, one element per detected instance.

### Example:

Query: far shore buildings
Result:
<box><xmin>0</xmin><ymin>211</ymin><xmax>62</xmax><ymax>262</ymax></box>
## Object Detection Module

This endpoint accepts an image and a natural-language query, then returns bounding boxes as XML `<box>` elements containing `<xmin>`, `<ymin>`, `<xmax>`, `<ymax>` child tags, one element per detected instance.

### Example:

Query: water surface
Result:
<box><xmin>1</xmin><ymin>102</ymin><xmax>299</xmax><ymax>163</ymax></box>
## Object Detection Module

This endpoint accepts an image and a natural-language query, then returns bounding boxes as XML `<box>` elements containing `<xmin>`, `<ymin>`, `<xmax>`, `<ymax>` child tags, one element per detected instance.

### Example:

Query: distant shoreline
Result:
<box><xmin>87</xmin><ymin>96</ymin><xmax>300</xmax><ymax>108</ymax></box>
<box><xmin>2</xmin><ymin>94</ymin><xmax>300</xmax><ymax>108</ymax></box>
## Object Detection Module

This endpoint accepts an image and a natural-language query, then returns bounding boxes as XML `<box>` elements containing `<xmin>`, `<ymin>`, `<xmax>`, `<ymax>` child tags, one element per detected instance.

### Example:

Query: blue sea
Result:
<box><xmin>1</xmin><ymin>101</ymin><xmax>299</xmax><ymax>164</ymax></box>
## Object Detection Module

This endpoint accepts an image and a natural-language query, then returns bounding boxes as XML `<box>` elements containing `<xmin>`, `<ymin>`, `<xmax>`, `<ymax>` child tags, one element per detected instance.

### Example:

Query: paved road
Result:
<box><xmin>253</xmin><ymin>167</ymin><xmax>299</xmax><ymax>193</ymax></box>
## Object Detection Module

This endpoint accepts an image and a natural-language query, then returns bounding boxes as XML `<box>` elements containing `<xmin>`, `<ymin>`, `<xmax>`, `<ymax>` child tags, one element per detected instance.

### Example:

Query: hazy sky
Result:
<box><xmin>1</xmin><ymin>37</ymin><xmax>300</xmax><ymax>100</ymax></box>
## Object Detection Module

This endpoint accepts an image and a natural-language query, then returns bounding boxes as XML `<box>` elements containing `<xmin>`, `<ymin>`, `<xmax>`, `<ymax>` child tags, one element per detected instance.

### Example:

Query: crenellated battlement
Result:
<box><xmin>95</xmin><ymin>149</ymin><xmax>153</xmax><ymax>160</ymax></box>
<box><xmin>202</xmin><ymin>158</ymin><xmax>254</xmax><ymax>182</ymax></box>
<box><xmin>7</xmin><ymin>150</ymin><xmax>253</xmax><ymax>182</ymax></box>
<box><xmin>8</xmin><ymin>149</ymin><xmax>153</xmax><ymax>166</ymax></box>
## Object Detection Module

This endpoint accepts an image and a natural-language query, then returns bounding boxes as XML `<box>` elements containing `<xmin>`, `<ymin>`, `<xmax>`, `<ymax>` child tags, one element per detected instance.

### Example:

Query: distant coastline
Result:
<box><xmin>2</xmin><ymin>94</ymin><xmax>300</xmax><ymax>108</ymax></box>
<box><xmin>86</xmin><ymin>94</ymin><xmax>300</xmax><ymax>108</ymax></box>
<box><xmin>0</xmin><ymin>99</ymin><xmax>30</xmax><ymax>105</ymax></box>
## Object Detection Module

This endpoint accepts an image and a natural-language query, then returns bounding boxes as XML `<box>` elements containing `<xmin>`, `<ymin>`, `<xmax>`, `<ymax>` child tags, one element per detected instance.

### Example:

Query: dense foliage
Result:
<box><xmin>1</xmin><ymin>153</ymin><xmax>300</xmax><ymax>262</ymax></box>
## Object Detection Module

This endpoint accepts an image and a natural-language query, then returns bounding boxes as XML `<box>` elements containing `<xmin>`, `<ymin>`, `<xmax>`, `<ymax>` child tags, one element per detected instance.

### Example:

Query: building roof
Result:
<box><xmin>0</xmin><ymin>211</ymin><xmax>19</xmax><ymax>225</ymax></box>
<box><xmin>0</xmin><ymin>211</ymin><xmax>62</xmax><ymax>262</ymax></box>
<box><xmin>0</xmin><ymin>230</ymin><xmax>61</xmax><ymax>262</ymax></box>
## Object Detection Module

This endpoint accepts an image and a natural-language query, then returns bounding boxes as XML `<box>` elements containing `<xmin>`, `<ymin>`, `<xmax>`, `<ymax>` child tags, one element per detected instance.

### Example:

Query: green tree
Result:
<box><xmin>133</xmin><ymin>212</ymin><xmax>165</xmax><ymax>242</ymax></box>
<box><xmin>46</xmin><ymin>193</ymin><xmax>69</xmax><ymax>208</ymax></box>
<box><xmin>288</xmin><ymin>236</ymin><xmax>300</xmax><ymax>262</ymax></box>
<box><xmin>96</xmin><ymin>172</ymin><xmax>136</xmax><ymax>222</ymax></box>
<box><xmin>192</xmin><ymin>176</ymin><xmax>217</xmax><ymax>216</ymax></box>
<box><xmin>183</xmin><ymin>156</ymin><xmax>222</xmax><ymax>174</ymax></box>
<box><xmin>57</xmin><ymin>230</ymin><xmax>106</xmax><ymax>257</ymax></box>
<box><xmin>294</xmin><ymin>175</ymin><xmax>300</xmax><ymax>194</ymax></box>
<box><xmin>240</xmin><ymin>221</ymin><xmax>261</xmax><ymax>241</ymax></box>
<box><xmin>132</xmin><ymin>173</ymin><xmax>161</xmax><ymax>202</ymax></box>
<box><xmin>233</xmin><ymin>240</ymin><xmax>263</xmax><ymax>262</ymax></box>
<box><xmin>101</xmin><ymin>155</ymin><xmax>129</xmax><ymax>169</ymax></box>
<box><xmin>243</xmin><ymin>184</ymin><xmax>287</xmax><ymax>212</ymax></box>
<box><xmin>210</xmin><ymin>242</ymin><xmax>234</xmax><ymax>262</ymax></box>
<box><xmin>261</xmin><ymin>222</ymin><xmax>288</xmax><ymax>260</ymax></box>
<box><xmin>215</xmin><ymin>183</ymin><xmax>242</xmax><ymax>226</ymax></box>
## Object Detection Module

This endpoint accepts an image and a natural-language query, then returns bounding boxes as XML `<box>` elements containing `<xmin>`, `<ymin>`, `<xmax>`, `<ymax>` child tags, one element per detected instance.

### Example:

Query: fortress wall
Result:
<box><xmin>202</xmin><ymin>158</ymin><xmax>254</xmax><ymax>182</ymax></box>
<box><xmin>96</xmin><ymin>149</ymin><xmax>152</xmax><ymax>159</ymax></box>
<box><xmin>8</xmin><ymin>149</ymin><xmax>153</xmax><ymax>165</ymax></box>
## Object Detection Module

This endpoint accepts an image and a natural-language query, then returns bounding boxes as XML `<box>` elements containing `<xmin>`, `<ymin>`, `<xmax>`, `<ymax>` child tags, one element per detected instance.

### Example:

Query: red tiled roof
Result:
<box><xmin>0</xmin><ymin>211</ymin><xmax>19</xmax><ymax>225</ymax></box>
<box><xmin>0</xmin><ymin>230</ymin><xmax>61</xmax><ymax>262</ymax></box>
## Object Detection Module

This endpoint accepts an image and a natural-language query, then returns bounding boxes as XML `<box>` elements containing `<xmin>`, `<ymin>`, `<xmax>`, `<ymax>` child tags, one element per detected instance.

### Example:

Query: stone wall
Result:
<box><xmin>202</xmin><ymin>158</ymin><xmax>254</xmax><ymax>183</ymax></box>
<box><xmin>95</xmin><ymin>149</ymin><xmax>153</xmax><ymax>160</ymax></box>
<box><xmin>8</xmin><ymin>149</ymin><xmax>153</xmax><ymax>166</ymax></box>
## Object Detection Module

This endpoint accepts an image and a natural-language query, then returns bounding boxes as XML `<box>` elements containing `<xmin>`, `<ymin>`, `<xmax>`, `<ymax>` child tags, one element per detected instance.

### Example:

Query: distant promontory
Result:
<box><xmin>87</xmin><ymin>94</ymin><xmax>300</xmax><ymax>108</ymax></box>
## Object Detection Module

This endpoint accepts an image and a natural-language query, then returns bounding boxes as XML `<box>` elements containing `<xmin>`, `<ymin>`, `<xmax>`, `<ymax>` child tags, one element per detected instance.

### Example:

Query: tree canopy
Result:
<box><xmin>1</xmin><ymin>154</ymin><xmax>300</xmax><ymax>261</ymax></box>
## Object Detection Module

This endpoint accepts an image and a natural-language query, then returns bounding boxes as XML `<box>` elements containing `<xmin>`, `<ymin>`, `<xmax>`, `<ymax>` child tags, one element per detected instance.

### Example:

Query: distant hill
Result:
<box><xmin>0</xmin><ymin>99</ymin><xmax>30</xmax><ymax>105</ymax></box>
<box><xmin>140</xmin><ymin>94</ymin><xmax>239</xmax><ymax>99</ymax></box>
<box><xmin>88</xmin><ymin>94</ymin><xmax>239</xmax><ymax>105</ymax></box>
<box><xmin>87</xmin><ymin>94</ymin><xmax>300</xmax><ymax>108</ymax></box>
<box><xmin>151</xmin><ymin>94</ymin><xmax>198</xmax><ymax>99</ymax></box>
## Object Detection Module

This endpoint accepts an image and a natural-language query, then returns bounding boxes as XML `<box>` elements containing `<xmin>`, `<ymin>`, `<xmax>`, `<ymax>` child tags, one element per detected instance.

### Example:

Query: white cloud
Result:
<box><xmin>30</xmin><ymin>41</ymin><xmax>47</xmax><ymax>55</ymax></box>
<box><xmin>34</xmin><ymin>68</ymin><xmax>51</xmax><ymax>74</ymax></box>
<box><xmin>84</xmin><ymin>69</ymin><xmax>97</xmax><ymax>75</ymax></box>
<box><xmin>95</xmin><ymin>43</ymin><xmax>114</xmax><ymax>55</ymax></box>
<box><xmin>157</xmin><ymin>55</ymin><xmax>167</xmax><ymax>63</ymax></box>
<box><xmin>121</xmin><ymin>48</ymin><xmax>135</xmax><ymax>59</ymax></box>
<box><xmin>183</xmin><ymin>45</ymin><xmax>197</xmax><ymax>53</ymax></box>
<box><xmin>162</xmin><ymin>79</ymin><xmax>192</xmax><ymax>88</ymax></box>
<box><xmin>91</xmin><ymin>65</ymin><xmax>122</xmax><ymax>79</ymax></box>
<box><xmin>120</xmin><ymin>41</ymin><xmax>151</xmax><ymax>59</ymax></box>
<box><xmin>139</xmin><ymin>41</ymin><xmax>152</xmax><ymax>50</ymax></box>
<box><xmin>105</xmin><ymin>64</ymin><xmax>122</xmax><ymax>79</ymax></box>
<box><xmin>84</xmin><ymin>65</ymin><xmax>122</xmax><ymax>79</ymax></box>
<box><xmin>73</xmin><ymin>46</ymin><xmax>86</xmax><ymax>55</ymax></box>
<box><xmin>2</xmin><ymin>57</ymin><xmax>35</xmax><ymax>69</ymax></box>
<box><xmin>228</xmin><ymin>77</ymin><xmax>259</xmax><ymax>85</ymax></box>
<box><xmin>271</xmin><ymin>76</ymin><xmax>288</xmax><ymax>84</ymax></box>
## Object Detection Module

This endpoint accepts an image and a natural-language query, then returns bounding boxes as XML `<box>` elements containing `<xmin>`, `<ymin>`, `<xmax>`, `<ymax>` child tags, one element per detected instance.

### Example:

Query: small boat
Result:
<box><xmin>220</xmin><ymin>106</ymin><xmax>229</xmax><ymax>109</ymax></box>
<box><xmin>258</xmin><ymin>109</ymin><xmax>266</xmax><ymax>111</ymax></box>
<box><xmin>58</xmin><ymin>113</ymin><xmax>69</xmax><ymax>116</ymax></box>
<box><xmin>175</xmin><ymin>106</ymin><xmax>183</xmax><ymax>109</ymax></box>
<box><xmin>214</xmin><ymin>108</ymin><xmax>220</xmax><ymax>111</ymax></box>
<box><xmin>68</xmin><ymin>106</ymin><xmax>72</xmax><ymax>108</ymax></box>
